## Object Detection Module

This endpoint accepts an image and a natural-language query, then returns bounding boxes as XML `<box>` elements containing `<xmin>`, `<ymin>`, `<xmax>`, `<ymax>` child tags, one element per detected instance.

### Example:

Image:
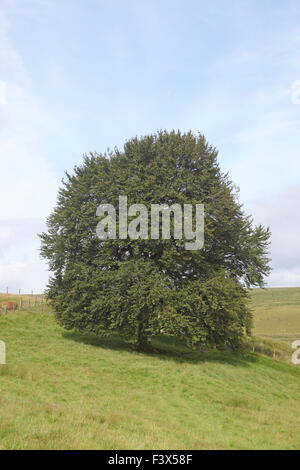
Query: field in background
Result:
<box><xmin>251</xmin><ymin>287</ymin><xmax>300</xmax><ymax>341</ymax></box>
<box><xmin>0</xmin><ymin>288</ymin><xmax>300</xmax><ymax>449</ymax></box>
<box><xmin>0</xmin><ymin>293</ymin><xmax>50</xmax><ymax>315</ymax></box>
<box><xmin>250</xmin><ymin>287</ymin><xmax>300</xmax><ymax>361</ymax></box>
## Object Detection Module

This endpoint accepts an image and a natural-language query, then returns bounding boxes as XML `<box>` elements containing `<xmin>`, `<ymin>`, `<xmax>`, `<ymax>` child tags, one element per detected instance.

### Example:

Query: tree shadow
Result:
<box><xmin>62</xmin><ymin>330</ymin><xmax>132</xmax><ymax>353</ymax></box>
<box><xmin>62</xmin><ymin>330</ymin><xmax>259</xmax><ymax>368</ymax></box>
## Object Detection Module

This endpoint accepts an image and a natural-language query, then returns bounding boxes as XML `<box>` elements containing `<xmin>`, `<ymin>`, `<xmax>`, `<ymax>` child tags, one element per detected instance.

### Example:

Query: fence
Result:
<box><xmin>0</xmin><ymin>292</ymin><xmax>52</xmax><ymax>316</ymax></box>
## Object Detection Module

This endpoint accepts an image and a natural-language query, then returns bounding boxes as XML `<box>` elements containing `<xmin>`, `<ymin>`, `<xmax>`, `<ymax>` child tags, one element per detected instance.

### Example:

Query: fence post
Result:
<box><xmin>4</xmin><ymin>307</ymin><xmax>7</xmax><ymax>315</ymax></box>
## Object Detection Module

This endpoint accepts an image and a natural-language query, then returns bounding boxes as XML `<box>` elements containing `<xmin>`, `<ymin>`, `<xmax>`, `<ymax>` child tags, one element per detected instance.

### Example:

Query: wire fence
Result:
<box><xmin>0</xmin><ymin>292</ymin><xmax>52</xmax><ymax>316</ymax></box>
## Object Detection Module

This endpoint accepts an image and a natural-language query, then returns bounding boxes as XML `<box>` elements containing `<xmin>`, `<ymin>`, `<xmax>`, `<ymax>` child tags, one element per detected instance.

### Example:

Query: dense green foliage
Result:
<box><xmin>40</xmin><ymin>130</ymin><xmax>270</xmax><ymax>350</ymax></box>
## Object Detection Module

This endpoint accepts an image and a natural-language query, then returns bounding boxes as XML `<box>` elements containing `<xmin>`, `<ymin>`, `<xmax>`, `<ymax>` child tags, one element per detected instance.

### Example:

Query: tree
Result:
<box><xmin>40</xmin><ymin>130</ymin><xmax>270</xmax><ymax>351</ymax></box>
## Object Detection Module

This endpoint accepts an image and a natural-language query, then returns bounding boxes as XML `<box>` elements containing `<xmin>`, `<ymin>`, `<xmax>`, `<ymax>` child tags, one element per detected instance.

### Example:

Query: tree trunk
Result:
<box><xmin>136</xmin><ymin>322</ymin><xmax>154</xmax><ymax>353</ymax></box>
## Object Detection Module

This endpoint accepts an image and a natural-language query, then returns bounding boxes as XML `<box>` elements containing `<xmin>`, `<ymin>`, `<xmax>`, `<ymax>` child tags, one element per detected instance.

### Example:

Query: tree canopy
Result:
<box><xmin>40</xmin><ymin>130</ymin><xmax>271</xmax><ymax>351</ymax></box>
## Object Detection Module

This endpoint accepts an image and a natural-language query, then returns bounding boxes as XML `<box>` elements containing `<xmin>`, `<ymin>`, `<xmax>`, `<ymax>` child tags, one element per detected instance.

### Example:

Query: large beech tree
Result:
<box><xmin>40</xmin><ymin>130</ymin><xmax>270</xmax><ymax>351</ymax></box>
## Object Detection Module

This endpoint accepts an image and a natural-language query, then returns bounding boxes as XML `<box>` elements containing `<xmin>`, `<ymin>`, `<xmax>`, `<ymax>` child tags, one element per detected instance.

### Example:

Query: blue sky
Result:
<box><xmin>0</xmin><ymin>0</ymin><xmax>300</xmax><ymax>292</ymax></box>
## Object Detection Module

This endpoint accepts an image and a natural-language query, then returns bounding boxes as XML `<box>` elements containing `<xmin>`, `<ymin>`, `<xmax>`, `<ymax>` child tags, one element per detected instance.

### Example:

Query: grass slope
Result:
<box><xmin>251</xmin><ymin>287</ymin><xmax>300</xmax><ymax>344</ymax></box>
<box><xmin>250</xmin><ymin>287</ymin><xmax>300</xmax><ymax>363</ymax></box>
<box><xmin>1</xmin><ymin>306</ymin><xmax>300</xmax><ymax>449</ymax></box>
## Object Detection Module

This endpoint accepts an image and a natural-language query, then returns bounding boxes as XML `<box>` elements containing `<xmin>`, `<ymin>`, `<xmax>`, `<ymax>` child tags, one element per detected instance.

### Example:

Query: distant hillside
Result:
<box><xmin>250</xmin><ymin>287</ymin><xmax>300</xmax><ymax>361</ymax></box>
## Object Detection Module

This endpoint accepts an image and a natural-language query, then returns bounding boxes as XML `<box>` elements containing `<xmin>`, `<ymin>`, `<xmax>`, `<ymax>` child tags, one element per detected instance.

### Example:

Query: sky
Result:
<box><xmin>0</xmin><ymin>0</ymin><xmax>300</xmax><ymax>293</ymax></box>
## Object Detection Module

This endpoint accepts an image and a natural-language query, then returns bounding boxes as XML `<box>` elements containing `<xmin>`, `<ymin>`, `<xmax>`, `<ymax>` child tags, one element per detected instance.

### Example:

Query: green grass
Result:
<box><xmin>1</xmin><ymin>300</ymin><xmax>300</xmax><ymax>449</ymax></box>
<box><xmin>0</xmin><ymin>293</ymin><xmax>45</xmax><ymax>310</ymax></box>
<box><xmin>251</xmin><ymin>287</ymin><xmax>300</xmax><ymax>356</ymax></box>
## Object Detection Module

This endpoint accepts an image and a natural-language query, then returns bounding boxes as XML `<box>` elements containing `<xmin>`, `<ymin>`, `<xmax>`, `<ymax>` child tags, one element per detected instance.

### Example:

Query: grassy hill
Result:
<box><xmin>0</xmin><ymin>289</ymin><xmax>300</xmax><ymax>449</ymax></box>
<box><xmin>251</xmin><ymin>287</ymin><xmax>300</xmax><ymax>342</ymax></box>
<box><xmin>250</xmin><ymin>287</ymin><xmax>300</xmax><ymax>361</ymax></box>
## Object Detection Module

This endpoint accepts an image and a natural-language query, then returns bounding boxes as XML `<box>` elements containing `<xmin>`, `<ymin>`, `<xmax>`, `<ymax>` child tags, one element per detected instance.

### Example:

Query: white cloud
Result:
<box><xmin>0</xmin><ymin>218</ymin><xmax>50</xmax><ymax>293</ymax></box>
<box><xmin>0</xmin><ymin>8</ymin><xmax>59</xmax><ymax>292</ymax></box>
<box><xmin>245</xmin><ymin>187</ymin><xmax>300</xmax><ymax>287</ymax></box>
<box><xmin>0</xmin><ymin>260</ymin><xmax>49</xmax><ymax>294</ymax></box>
<box><xmin>267</xmin><ymin>269</ymin><xmax>300</xmax><ymax>288</ymax></box>
<box><xmin>0</xmin><ymin>80</ymin><xmax>6</xmax><ymax>105</ymax></box>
